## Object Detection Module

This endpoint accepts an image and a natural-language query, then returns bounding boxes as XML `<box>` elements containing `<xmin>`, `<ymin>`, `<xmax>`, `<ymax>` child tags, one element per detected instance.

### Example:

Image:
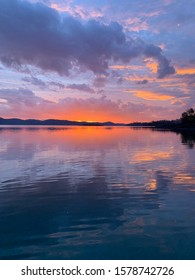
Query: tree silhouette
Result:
<box><xmin>181</xmin><ymin>108</ymin><xmax>195</xmax><ymax>125</ymax></box>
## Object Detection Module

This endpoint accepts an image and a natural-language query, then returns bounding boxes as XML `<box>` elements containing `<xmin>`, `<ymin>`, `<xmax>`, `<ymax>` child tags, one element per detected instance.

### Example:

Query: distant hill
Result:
<box><xmin>0</xmin><ymin>117</ymin><xmax>123</xmax><ymax>126</ymax></box>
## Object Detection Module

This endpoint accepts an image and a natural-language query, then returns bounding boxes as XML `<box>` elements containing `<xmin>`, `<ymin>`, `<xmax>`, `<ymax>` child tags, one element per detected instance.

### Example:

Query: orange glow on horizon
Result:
<box><xmin>3</xmin><ymin>110</ymin><xmax>133</xmax><ymax>124</ymax></box>
<box><xmin>2</xmin><ymin>89</ymin><xmax>180</xmax><ymax>123</ymax></box>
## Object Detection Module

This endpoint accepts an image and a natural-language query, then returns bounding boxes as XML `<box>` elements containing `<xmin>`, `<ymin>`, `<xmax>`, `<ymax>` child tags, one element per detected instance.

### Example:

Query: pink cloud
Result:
<box><xmin>123</xmin><ymin>18</ymin><xmax>149</xmax><ymax>32</ymax></box>
<box><xmin>50</xmin><ymin>2</ymin><xmax>103</xmax><ymax>19</ymax></box>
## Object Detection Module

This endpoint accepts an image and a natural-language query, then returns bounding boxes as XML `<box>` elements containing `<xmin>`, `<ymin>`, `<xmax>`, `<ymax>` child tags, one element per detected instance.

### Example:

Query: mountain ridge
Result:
<box><xmin>0</xmin><ymin>117</ymin><xmax>123</xmax><ymax>126</ymax></box>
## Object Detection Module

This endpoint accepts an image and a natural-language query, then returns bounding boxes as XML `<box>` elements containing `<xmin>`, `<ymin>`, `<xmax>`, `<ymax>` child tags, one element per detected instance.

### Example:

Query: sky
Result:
<box><xmin>0</xmin><ymin>0</ymin><xmax>195</xmax><ymax>123</ymax></box>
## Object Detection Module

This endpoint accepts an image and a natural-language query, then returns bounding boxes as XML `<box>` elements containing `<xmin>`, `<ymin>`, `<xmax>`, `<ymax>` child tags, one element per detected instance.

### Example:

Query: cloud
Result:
<box><xmin>49</xmin><ymin>81</ymin><xmax>65</xmax><ymax>89</ymax></box>
<box><xmin>21</xmin><ymin>77</ymin><xmax>95</xmax><ymax>93</ymax></box>
<box><xmin>0</xmin><ymin>87</ymin><xmax>183</xmax><ymax>122</ymax></box>
<box><xmin>93</xmin><ymin>75</ymin><xmax>107</xmax><ymax>88</ymax></box>
<box><xmin>144</xmin><ymin>44</ymin><xmax>175</xmax><ymax>78</ymax></box>
<box><xmin>177</xmin><ymin>68</ymin><xmax>195</xmax><ymax>75</ymax></box>
<box><xmin>126</xmin><ymin>90</ymin><xmax>175</xmax><ymax>101</ymax></box>
<box><xmin>0</xmin><ymin>88</ymin><xmax>52</xmax><ymax>106</ymax></box>
<box><xmin>50</xmin><ymin>2</ymin><xmax>104</xmax><ymax>19</ymax></box>
<box><xmin>0</xmin><ymin>88</ymin><xmax>53</xmax><ymax>117</ymax></box>
<box><xmin>137</xmin><ymin>79</ymin><xmax>148</xmax><ymax>85</ymax></box>
<box><xmin>22</xmin><ymin>76</ymin><xmax>69</xmax><ymax>91</ymax></box>
<box><xmin>66</xmin><ymin>83</ymin><xmax>95</xmax><ymax>94</ymax></box>
<box><xmin>22</xmin><ymin>76</ymin><xmax>46</xmax><ymax>87</ymax></box>
<box><xmin>110</xmin><ymin>65</ymin><xmax>145</xmax><ymax>70</ymax></box>
<box><xmin>0</xmin><ymin>0</ymin><xmax>175</xmax><ymax>78</ymax></box>
<box><xmin>122</xmin><ymin>17</ymin><xmax>149</xmax><ymax>32</ymax></box>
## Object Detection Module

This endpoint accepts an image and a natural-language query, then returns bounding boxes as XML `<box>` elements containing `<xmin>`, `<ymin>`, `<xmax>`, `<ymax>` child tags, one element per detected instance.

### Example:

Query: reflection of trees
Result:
<box><xmin>180</xmin><ymin>131</ymin><xmax>195</xmax><ymax>149</ymax></box>
<box><xmin>147</xmin><ymin>127</ymin><xmax>195</xmax><ymax>149</ymax></box>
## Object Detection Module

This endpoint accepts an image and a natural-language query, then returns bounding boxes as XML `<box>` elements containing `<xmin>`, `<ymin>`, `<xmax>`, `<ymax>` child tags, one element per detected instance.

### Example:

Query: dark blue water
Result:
<box><xmin>0</xmin><ymin>126</ymin><xmax>195</xmax><ymax>259</ymax></box>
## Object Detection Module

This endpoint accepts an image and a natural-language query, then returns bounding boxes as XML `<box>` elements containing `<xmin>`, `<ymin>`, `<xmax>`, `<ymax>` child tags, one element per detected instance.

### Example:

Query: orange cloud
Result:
<box><xmin>128</xmin><ymin>90</ymin><xmax>174</xmax><ymax>101</ymax></box>
<box><xmin>146</xmin><ymin>62</ymin><xmax>158</xmax><ymax>73</ymax></box>
<box><xmin>177</xmin><ymin>68</ymin><xmax>195</xmax><ymax>75</ymax></box>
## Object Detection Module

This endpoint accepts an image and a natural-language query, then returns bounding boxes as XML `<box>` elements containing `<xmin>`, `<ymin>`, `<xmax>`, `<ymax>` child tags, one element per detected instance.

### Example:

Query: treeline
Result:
<box><xmin>128</xmin><ymin>108</ymin><xmax>195</xmax><ymax>129</ymax></box>
<box><xmin>127</xmin><ymin>119</ymin><xmax>180</xmax><ymax>128</ymax></box>
<box><xmin>181</xmin><ymin>108</ymin><xmax>195</xmax><ymax>125</ymax></box>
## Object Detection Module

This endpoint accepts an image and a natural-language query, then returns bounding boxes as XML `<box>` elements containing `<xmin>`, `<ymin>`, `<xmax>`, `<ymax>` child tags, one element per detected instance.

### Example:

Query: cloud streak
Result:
<box><xmin>22</xmin><ymin>76</ymin><xmax>46</xmax><ymax>88</ymax></box>
<box><xmin>0</xmin><ymin>0</ymin><xmax>175</xmax><ymax>78</ymax></box>
<box><xmin>134</xmin><ymin>90</ymin><xmax>174</xmax><ymax>101</ymax></box>
<box><xmin>66</xmin><ymin>83</ymin><xmax>95</xmax><ymax>94</ymax></box>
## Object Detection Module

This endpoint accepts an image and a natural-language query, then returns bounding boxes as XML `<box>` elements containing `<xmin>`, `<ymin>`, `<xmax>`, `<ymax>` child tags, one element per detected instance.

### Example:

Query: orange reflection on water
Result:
<box><xmin>132</xmin><ymin>150</ymin><xmax>173</xmax><ymax>163</ymax></box>
<box><xmin>145</xmin><ymin>178</ymin><xmax>157</xmax><ymax>191</ymax></box>
<box><xmin>2</xmin><ymin>126</ymin><xmax>164</xmax><ymax>147</ymax></box>
<box><xmin>0</xmin><ymin>127</ymin><xmax>179</xmax><ymax>160</ymax></box>
<box><xmin>174</xmin><ymin>173</ymin><xmax>195</xmax><ymax>185</ymax></box>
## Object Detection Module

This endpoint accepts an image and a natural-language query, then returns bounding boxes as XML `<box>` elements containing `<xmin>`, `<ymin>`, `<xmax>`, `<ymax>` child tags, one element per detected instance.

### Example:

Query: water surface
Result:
<box><xmin>0</xmin><ymin>126</ymin><xmax>195</xmax><ymax>259</ymax></box>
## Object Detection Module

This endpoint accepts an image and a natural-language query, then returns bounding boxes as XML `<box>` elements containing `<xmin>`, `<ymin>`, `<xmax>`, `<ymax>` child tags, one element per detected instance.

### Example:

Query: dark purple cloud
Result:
<box><xmin>50</xmin><ymin>82</ymin><xmax>65</xmax><ymax>89</ymax></box>
<box><xmin>0</xmin><ymin>0</ymin><xmax>175</xmax><ymax>78</ymax></box>
<box><xmin>137</xmin><ymin>79</ymin><xmax>148</xmax><ymax>85</ymax></box>
<box><xmin>144</xmin><ymin>44</ymin><xmax>175</xmax><ymax>78</ymax></box>
<box><xmin>22</xmin><ymin>76</ymin><xmax>46</xmax><ymax>87</ymax></box>
<box><xmin>21</xmin><ymin>76</ymin><xmax>95</xmax><ymax>93</ymax></box>
<box><xmin>22</xmin><ymin>76</ymin><xmax>67</xmax><ymax>90</ymax></box>
<box><xmin>66</xmin><ymin>83</ymin><xmax>95</xmax><ymax>93</ymax></box>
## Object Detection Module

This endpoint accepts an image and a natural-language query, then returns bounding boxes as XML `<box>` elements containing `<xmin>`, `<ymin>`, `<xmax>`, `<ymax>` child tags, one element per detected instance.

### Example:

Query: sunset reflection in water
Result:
<box><xmin>0</xmin><ymin>126</ymin><xmax>195</xmax><ymax>259</ymax></box>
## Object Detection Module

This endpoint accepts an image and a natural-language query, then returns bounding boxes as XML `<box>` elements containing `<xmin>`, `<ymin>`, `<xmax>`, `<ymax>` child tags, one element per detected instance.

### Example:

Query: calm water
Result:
<box><xmin>0</xmin><ymin>126</ymin><xmax>195</xmax><ymax>260</ymax></box>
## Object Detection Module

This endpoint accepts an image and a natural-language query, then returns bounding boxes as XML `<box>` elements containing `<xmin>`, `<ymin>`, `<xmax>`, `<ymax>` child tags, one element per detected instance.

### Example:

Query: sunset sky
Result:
<box><xmin>0</xmin><ymin>0</ymin><xmax>194</xmax><ymax>122</ymax></box>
